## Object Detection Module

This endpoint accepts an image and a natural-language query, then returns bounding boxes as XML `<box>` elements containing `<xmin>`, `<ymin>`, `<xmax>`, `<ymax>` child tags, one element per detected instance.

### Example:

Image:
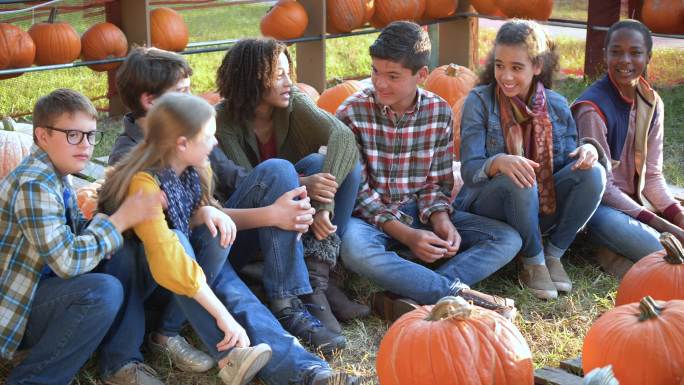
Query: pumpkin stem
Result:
<box><xmin>638</xmin><ymin>296</ymin><xmax>663</xmax><ymax>321</ymax></box>
<box><xmin>425</xmin><ymin>296</ymin><xmax>472</xmax><ymax>321</ymax></box>
<box><xmin>660</xmin><ymin>233</ymin><xmax>684</xmax><ymax>264</ymax></box>
<box><xmin>48</xmin><ymin>7</ymin><xmax>58</xmax><ymax>23</ymax></box>
<box><xmin>445</xmin><ymin>63</ymin><xmax>462</xmax><ymax>77</ymax></box>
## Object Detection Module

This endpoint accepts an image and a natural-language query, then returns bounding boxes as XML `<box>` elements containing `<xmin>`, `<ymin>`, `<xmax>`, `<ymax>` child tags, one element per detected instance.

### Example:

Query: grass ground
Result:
<box><xmin>1</xmin><ymin>1</ymin><xmax>683</xmax><ymax>384</ymax></box>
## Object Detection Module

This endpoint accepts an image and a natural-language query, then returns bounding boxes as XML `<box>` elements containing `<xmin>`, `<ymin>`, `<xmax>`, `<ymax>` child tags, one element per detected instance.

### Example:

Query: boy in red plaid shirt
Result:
<box><xmin>336</xmin><ymin>21</ymin><xmax>521</xmax><ymax>320</ymax></box>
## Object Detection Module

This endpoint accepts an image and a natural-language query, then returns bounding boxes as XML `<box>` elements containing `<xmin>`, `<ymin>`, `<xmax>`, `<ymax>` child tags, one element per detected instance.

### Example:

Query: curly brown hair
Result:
<box><xmin>479</xmin><ymin>19</ymin><xmax>559</xmax><ymax>89</ymax></box>
<box><xmin>216</xmin><ymin>38</ymin><xmax>293</xmax><ymax>126</ymax></box>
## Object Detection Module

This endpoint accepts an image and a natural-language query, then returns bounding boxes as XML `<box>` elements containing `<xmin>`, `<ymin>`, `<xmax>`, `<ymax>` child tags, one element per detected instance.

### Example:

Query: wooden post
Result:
<box><xmin>584</xmin><ymin>0</ymin><xmax>621</xmax><ymax>79</ymax></box>
<box><xmin>437</xmin><ymin>0</ymin><xmax>478</xmax><ymax>69</ymax></box>
<box><xmin>296</xmin><ymin>0</ymin><xmax>326</xmax><ymax>92</ymax></box>
<box><xmin>106</xmin><ymin>0</ymin><xmax>150</xmax><ymax>116</ymax></box>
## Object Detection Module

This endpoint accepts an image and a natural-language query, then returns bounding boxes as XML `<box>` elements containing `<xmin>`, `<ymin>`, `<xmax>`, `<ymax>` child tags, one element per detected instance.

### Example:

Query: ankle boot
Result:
<box><xmin>326</xmin><ymin>277</ymin><xmax>370</xmax><ymax>321</ymax></box>
<box><xmin>302</xmin><ymin>233</ymin><xmax>344</xmax><ymax>332</ymax></box>
<box><xmin>303</xmin><ymin>289</ymin><xmax>341</xmax><ymax>333</ymax></box>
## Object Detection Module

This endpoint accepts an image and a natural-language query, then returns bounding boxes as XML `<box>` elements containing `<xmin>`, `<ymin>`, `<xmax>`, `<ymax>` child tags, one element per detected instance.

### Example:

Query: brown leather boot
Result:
<box><xmin>326</xmin><ymin>276</ymin><xmax>370</xmax><ymax>322</ymax></box>
<box><xmin>302</xmin><ymin>289</ymin><xmax>342</xmax><ymax>334</ymax></box>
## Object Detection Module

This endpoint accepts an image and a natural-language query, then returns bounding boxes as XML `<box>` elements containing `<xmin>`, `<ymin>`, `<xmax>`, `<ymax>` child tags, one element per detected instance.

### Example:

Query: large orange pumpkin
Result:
<box><xmin>76</xmin><ymin>181</ymin><xmax>101</xmax><ymax>220</ymax></box>
<box><xmin>641</xmin><ymin>0</ymin><xmax>684</xmax><ymax>35</ymax></box>
<box><xmin>470</xmin><ymin>0</ymin><xmax>506</xmax><ymax>17</ymax></box>
<box><xmin>423</xmin><ymin>0</ymin><xmax>458</xmax><ymax>19</ymax></box>
<box><xmin>0</xmin><ymin>23</ymin><xmax>35</xmax><ymax>80</ymax></box>
<box><xmin>377</xmin><ymin>296</ymin><xmax>534</xmax><ymax>385</ymax></box>
<box><xmin>317</xmin><ymin>80</ymin><xmax>364</xmax><ymax>114</ymax></box>
<box><xmin>260</xmin><ymin>0</ymin><xmax>309</xmax><ymax>41</ymax></box>
<box><xmin>295</xmin><ymin>82</ymin><xmax>320</xmax><ymax>103</ymax></box>
<box><xmin>372</xmin><ymin>0</ymin><xmax>426</xmax><ymax>28</ymax></box>
<box><xmin>327</xmin><ymin>0</ymin><xmax>366</xmax><ymax>33</ymax></box>
<box><xmin>496</xmin><ymin>0</ymin><xmax>554</xmax><ymax>20</ymax></box>
<box><xmin>583</xmin><ymin>296</ymin><xmax>684</xmax><ymax>385</ymax></box>
<box><xmin>81</xmin><ymin>22</ymin><xmax>128</xmax><ymax>72</ymax></box>
<box><xmin>452</xmin><ymin>95</ymin><xmax>467</xmax><ymax>160</ymax></box>
<box><xmin>150</xmin><ymin>7</ymin><xmax>189</xmax><ymax>52</ymax></box>
<box><xmin>28</xmin><ymin>8</ymin><xmax>81</xmax><ymax>66</ymax></box>
<box><xmin>424</xmin><ymin>63</ymin><xmax>477</xmax><ymax>106</ymax></box>
<box><xmin>1</xmin><ymin>119</ymin><xmax>33</xmax><ymax>180</ymax></box>
<box><xmin>615</xmin><ymin>233</ymin><xmax>684</xmax><ymax>306</ymax></box>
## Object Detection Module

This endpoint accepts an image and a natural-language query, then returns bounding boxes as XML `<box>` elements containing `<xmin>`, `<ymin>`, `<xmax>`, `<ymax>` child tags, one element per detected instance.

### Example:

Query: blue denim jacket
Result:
<box><xmin>455</xmin><ymin>83</ymin><xmax>578</xmax><ymax>210</ymax></box>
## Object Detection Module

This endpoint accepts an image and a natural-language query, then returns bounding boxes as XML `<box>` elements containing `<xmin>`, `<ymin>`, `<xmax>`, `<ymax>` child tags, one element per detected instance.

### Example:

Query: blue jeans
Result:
<box><xmin>467</xmin><ymin>164</ymin><xmax>605</xmax><ymax>264</ymax></box>
<box><xmin>7</xmin><ymin>274</ymin><xmax>123</xmax><ymax>385</ymax></box>
<box><xmin>294</xmin><ymin>153</ymin><xmax>362</xmax><ymax>236</ymax></box>
<box><xmin>223</xmin><ymin>158</ymin><xmax>313</xmax><ymax>300</ymax></box>
<box><xmin>98</xmin><ymin>227</ymin><xmax>231</xmax><ymax>377</ymax></box>
<box><xmin>586</xmin><ymin>204</ymin><xmax>664</xmax><ymax>261</ymax></box>
<box><xmin>340</xmin><ymin>202</ymin><xmax>521</xmax><ymax>305</ymax></box>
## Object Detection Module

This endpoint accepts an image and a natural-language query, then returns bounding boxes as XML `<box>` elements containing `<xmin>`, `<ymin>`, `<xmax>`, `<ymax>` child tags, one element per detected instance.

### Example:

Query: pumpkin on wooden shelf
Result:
<box><xmin>28</xmin><ymin>8</ymin><xmax>81</xmax><ymax>66</ymax></box>
<box><xmin>76</xmin><ymin>181</ymin><xmax>102</xmax><ymax>220</ymax></box>
<box><xmin>150</xmin><ymin>7</ymin><xmax>189</xmax><ymax>52</ymax></box>
<box><xmin>81</xmin><ymin>22</ymin><xmax>128</xmax><ymax>72</ymax></box>
<box><xmin>470</xmin><ymin>0</ymin><xmax>506</xmax><ymax>17</ymax></box>
<box><xmin>1</xmin><ymin>117</ymin><xmax>33</xmax><ymax>180</ymax></box>
<box><xmin>0</xmin><ymin>23</ymin><xmax>35</xmax><ymax>79</ymax></box>
<box><xmin>423</xmin><ymin>0</ymin><xmax>458</xmax><ymax>20</ymax></box>
<box><xmin>641</xmin><ymin>0</ymin><xmax>684</xmax><ymax>35</ymax></box>
<box><xmin>327</xmin><ymin>0</ymin><xmax>365</xmax><ymax>33</ymax></box>
<box><xmin>615</xmin><ymin>233</ymin><xmax>684</xmax><ymax>305</ymax></box>
<box><xmin>452</xmin><ymin>95</ymin><xmax>466</xmax><ymax>160</ymax></box>
<box><xmin>317</xmin><ymin>80</ymin><xmax>364</xmax><ymax>114</ymax></box>
<box><xmin>372</xmin><ymin>0</ymin><xmax>426</xmax><ymax>28</ymax></box>
<box><xmin>260</xmin><ymin>0</ymin><xmax>308</xmax><ymax>41</ymax></box>
<box><xmin>377</xmin><ymin>296</ymin><xmax>533</xmax><ymax>385</ymax></box>
<box><xmin>424</xmin><ymin>63</ymin><xmax>477</xmax><ymax>106</ymax></box>
<box><xmin>496</xmin><ymin>0</ymin><xmax>554</xmax><ymax>21</ymax></box>
<box><xmin>295</xmin><ymin>82</ymin><xmax>320</xmax><ymax>103</ymax></box>
<box><xmin>583</xmin><ymin>296</ymin><xmax>684</xmax><ymax>385</ymax></box>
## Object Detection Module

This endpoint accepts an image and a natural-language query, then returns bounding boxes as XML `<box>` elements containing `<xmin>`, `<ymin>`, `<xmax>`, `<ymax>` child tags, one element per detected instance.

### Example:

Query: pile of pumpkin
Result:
<box><xmin>0</xmin><ymin>6</ymin><xmax>188</xmax><ymax>78</ymax></box>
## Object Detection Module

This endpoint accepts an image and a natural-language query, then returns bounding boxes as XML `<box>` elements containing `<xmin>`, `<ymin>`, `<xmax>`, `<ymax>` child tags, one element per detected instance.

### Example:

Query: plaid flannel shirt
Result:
<box><xmin>0</xmin><ymin>146</ymin><xmax>122</xmax><ymax>359</ymax></box>
<box><xmin>336</xmin><ymin>87</ymin><xmax>454</xmax><ymax>226</ymax></box>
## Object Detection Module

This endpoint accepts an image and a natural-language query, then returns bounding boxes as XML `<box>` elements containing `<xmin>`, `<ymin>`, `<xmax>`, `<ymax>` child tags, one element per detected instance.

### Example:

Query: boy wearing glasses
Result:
<box><xmin>0</xmin><ymin>89</ymin><xmax>159</xmax><ymax>385</ymax></box>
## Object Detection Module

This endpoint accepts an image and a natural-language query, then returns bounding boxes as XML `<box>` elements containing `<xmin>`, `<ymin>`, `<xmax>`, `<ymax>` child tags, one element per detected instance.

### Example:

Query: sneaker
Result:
<box><xmin>217</xmin><ymin>343</ymin><xmax>272</xmax><ymax>385</ymax></box>
<box><xmin>307</xmin><ymin>368</ymin><xmax>361</xmax><ymax>385</ymax></box>
<box><xmin>148</xmin><ymin>333</ymin><xmax>214</xmax><ymax>373</ymax></box>
<box><xmin>371</xmin><ymin>291</ymin><xmax>419</xmax><ymax>322</ymax></box>
<box><xmin>273</xmin><ymin>297</ymin><xmax>346</xmax><ymax>356</ymax></box>
<box><xmin>595</xmin><ymin>247</ymin><xmax>634</xmax><ymax>279</ymax></box>
<box><xmin>104</xmin><ymin>362</ymin><xmax>165</xmax><ymax>385</ymax></box>
<box><xmin>456</xmin><ymin>288</ymin><xmax>517</xmax><ymax>320</ymax></box>
<box><xmin>518</xmin><ymin>263</ymin><xmax>558</xmax><ymax>300</ymax></box>
<box><xmin>545</xmin><ymin>257</ymin><xmax>573</xmax><ymax>293</ymax></box>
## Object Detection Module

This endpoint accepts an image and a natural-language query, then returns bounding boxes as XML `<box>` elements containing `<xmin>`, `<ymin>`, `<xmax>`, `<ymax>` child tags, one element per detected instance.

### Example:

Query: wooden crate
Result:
<box><xmin>535</xmin><ymin>356</ymin><xmax>584</xmax><ymax>385</ymax></box>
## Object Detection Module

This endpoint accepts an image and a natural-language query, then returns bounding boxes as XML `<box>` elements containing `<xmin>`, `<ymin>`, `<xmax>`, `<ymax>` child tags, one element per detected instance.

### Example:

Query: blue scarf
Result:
<box><xmin>154</xmin><ymin>167</ymin><xmax>201</xmax><ymax>237</ymax></box>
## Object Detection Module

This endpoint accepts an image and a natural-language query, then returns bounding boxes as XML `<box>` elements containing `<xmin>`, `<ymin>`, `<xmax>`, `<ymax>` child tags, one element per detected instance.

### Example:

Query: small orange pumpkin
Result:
<box><xmin>81</xmin><ymin>22</ymin><xmax>128</xmax><ymax>72</ymax></box>
<box><xmin>452</xmin><ymin>95</ymin><xmax>467</xmax><ymax>161</ymax></box>
<box><xmin>583</xmin><ymin>296</ymin><xmax>684</xmax><ymax>385</ymax></box>
<box><xmin>260</xmin><ymin>0</ymin><xmax>309</xmax><ymax>41</ymax></box>
<box><xmin>615</xmin><ymin>233</ymin><xmax>684</xmax><ymax>306</ymax></box>
<box><xmin>0</xmin><ymin>23</ymin><xmax>35</xmax><ymax>79</ymax></box>
<box><xmin>317</xmin><ymin>80</ymin><xmax>364</xmax><ymax>114</ymax></box>
<box><xmin>641</xmin><ymin>0</ymin><xmax>684</xmax><ymax>35</ymax></box>
<box><xmin>424</xmin><ymin>63</ymin><xmax>477</xmax><ymax>106</ymax></box>
<box><xmin>470</xmin><ymin>0</ymin><xmax>506</xmax><ymax>17</ymax></box>
<box><xmin>150</xmin><ymin>7</ymin><xmax>189</xmax><ymax>52</ymax></box>
<box><xmin>372</xmin><ymin>0</ymin><xmax>426</xmax><ymax>28</ymax></box>
<box><xmin>76</xmin><ymin>181</ymin><xmax>101</xmax><ymax>220</ymax></box>
<box><xmin>423</xmin><ymin>0</ymin><xmax>458</xmax><ymax>20</ymax></box>
<box><xmin>28</xmin><ymin>8</ymin><xmax>81</xmax><ymax>66</ymax></box>
<box><xmin>496</xmin><ymin>0</ymin><xmax>554</xmax><ymax>20</ymax></box>
<box><xmin>198</xmin><ymin>91</ymin><xmax>222</xmax><ymax>106</ymax></box>
<box><xmin>1</xmin><ymin>119</ymin><xmax>33</xmax><ymax>180</ymax></box>
<box><xmin>295</xmin><ymin>82</ymin><xmax>320</xmax><ymax>103</ymax></box>
<box><xmin>327</xmin><ymin>0</ymin><xmax>366</xmax><ymax>33</ymax></box>
<box><xmin>377</xmin><ymin>296</ymin><xmax>534</xmax><ymax>385</ymax></box>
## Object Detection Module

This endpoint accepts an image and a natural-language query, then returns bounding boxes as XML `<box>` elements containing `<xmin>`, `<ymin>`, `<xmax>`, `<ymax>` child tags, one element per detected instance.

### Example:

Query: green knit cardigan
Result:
<box><xmin>214</xmin><ymin>87</ymin><xmax>359</xmax><ymax>214</ymax></box>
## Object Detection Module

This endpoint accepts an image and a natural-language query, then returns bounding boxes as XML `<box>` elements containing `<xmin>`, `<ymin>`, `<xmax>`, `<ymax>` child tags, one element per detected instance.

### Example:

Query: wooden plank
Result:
<box><xmin>584</xmin><ymin>0</ymin><xmax>621</xmax><ymax>78</ymax></box>
<box><xmin>92</xmin><ymin>156</ymin><xmax>110</xmax><ymax>166</ymax></box>
<box><xmin>296</xmin><ymin>0</ymin><xmax>326</xmax><ymax>92</ymax></box>
<box><xmin>74</xmin><ymin>162</ymin><xmax>106</xmax><ymax>182</ymax></box>
<box><xmin>560</xmin><ymin>356</ymin><xmax>583</xmax><ymax>376</ymax></box>
<box><xmin>437</xmin><ymin>0</ymin><xmax>478</xmax><ymax>69</ymax></box>
<box><xmin>534</xmin><ymin>367</ymin><xmax>584</xmax><ymax>385</ymax></box>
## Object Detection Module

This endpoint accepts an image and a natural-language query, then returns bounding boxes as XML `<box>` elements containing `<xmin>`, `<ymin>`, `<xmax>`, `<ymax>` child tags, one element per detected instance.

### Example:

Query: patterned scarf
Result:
<box><xmin>154</xmin><ymin>167</ymin><xmax>202</xmax><ymax>237</ymax></box>
<box><xmin>497</xmin><ymin>81</ymin><xmax>556</xmax><ymax>215</ymax></box>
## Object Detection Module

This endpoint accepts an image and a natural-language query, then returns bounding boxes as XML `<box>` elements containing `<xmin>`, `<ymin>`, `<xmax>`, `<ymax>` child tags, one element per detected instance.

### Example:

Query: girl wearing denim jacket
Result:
<box><xmin>455</xmin><ymin>20</ymin><xmax>607</xmax><ymax>300</ymax></box>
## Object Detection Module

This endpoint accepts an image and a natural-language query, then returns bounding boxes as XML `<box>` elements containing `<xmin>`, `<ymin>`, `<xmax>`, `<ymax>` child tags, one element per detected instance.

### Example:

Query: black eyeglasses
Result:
<box><xmin>44</xmin><ymin>126</ymin><xmax>103</xmax><ymax>146</ymax></box>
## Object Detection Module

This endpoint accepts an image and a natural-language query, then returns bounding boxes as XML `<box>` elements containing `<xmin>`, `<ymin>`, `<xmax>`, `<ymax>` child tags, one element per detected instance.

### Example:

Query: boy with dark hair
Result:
<box><xmin>0</xmin><ymin>89</ymin><xmax>158</xmax><ymax>385</ymax></box>
<box><xmin>337</xmin><ymin>21</ymin><xmax>521</xmax><ymax>319</ymax></box>
<box><xmin>102</xmin><ymin>47</ymin><xmax>357</xmax><ymax>385</ymax></box>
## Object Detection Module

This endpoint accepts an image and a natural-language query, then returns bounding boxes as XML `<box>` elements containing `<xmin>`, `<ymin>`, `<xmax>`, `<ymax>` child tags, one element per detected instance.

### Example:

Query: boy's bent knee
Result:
<box><xmin>83</xmin><ymin>274</ymin><xmax>124</xmax><ymax>314</ymax></box>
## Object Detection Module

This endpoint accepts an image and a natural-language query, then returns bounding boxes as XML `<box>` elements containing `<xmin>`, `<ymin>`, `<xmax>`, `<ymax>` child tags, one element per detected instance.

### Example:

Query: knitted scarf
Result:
<box><xmin>497</xmin><ymin>81</ymin><xmax>556</xmax><ymax>215</ymax></box>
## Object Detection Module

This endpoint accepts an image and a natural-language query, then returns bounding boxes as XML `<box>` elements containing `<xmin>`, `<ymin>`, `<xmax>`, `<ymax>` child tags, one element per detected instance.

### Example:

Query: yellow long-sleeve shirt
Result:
<box><xmin>129</xmin><ymin>171</ymin><xmax>206</xmax><ymax>297</ymax></box>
